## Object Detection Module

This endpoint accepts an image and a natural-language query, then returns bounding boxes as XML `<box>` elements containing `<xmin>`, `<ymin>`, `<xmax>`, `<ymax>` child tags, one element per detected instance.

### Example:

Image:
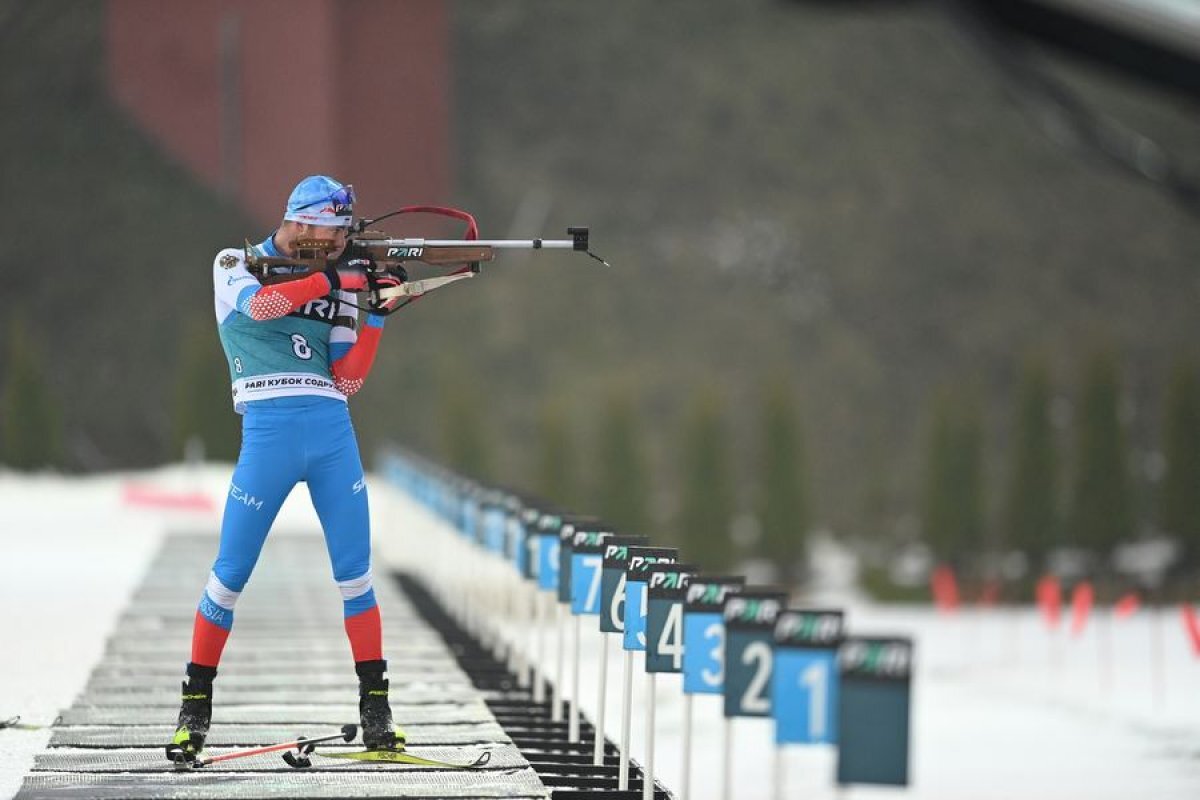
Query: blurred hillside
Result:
<box><xmin>2</xmin><ymin>1</ymin><xmax>1199</xmax><ymax>554</ymax></box>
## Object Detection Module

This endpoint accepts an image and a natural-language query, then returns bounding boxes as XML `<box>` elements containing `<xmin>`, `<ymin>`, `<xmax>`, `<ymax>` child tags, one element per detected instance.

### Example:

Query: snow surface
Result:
<box><xmin>2</xmin><ymin>466</ymin><xmax>1199</xmax><ymax>800</ymax></box>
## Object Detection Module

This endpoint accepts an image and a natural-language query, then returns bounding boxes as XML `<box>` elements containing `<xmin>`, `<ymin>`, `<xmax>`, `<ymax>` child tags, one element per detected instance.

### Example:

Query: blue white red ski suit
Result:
<box><xmin>191</xmin><ymin>234</ymin><xmax>386</xmax><ymax>667</ymax></box>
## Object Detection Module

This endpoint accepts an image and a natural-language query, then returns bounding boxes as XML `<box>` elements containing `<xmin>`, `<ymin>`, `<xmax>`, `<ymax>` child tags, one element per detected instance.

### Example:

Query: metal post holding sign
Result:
<box><xmin>771</xmin><ymin>609</ymin><xmax>845</xmax><ymax>800</ymax></box>
<box><xmin>532</xmin><ymin>511</ymin><xmax>564</xmax><ymax>705</ymax></box>
<box><xmin>510</xmin><ymin>504</ymin><xmax>539</xmax><ymax>686</ymax></box>
<box><xmin>620</xmin><ymin>546</ymin><xmax>677</xmax><ymax>791</ymax></box>
<box><xmin>723</xmin><ymin>587</ymin><xmax>790</xmax><ymax>800</ymax></box>
<box><xmin>680</xmin><ymin>576</ymin><xmax>746</xmax><ymax>800</ymax></box>
<box><xmin>550</xmin><ymin>515</ymin><xmax>601</xmax><ymax>724</ymax></box>
<box><xmin>597</xmin><ymin>536</ymin><xmax>649</xmax><ymax>769</ymax></box>
<box><xmin>568</xmin><ymin>530</ymin><xmax>614</xmax><ymax>747</ymax></box>
<box><xmin>644</xmin><ymin>563</ymin><xmax>696</xmax><ymax>800</ymax></box>
<box><xmin>497</xmin><ymin>497</ymin><xmax>526</xmax><ymax>665</ymax></box>
<box><xmin>836</xmin><ymin>636</ymin><xmax>914</xmax><ymax>788</ymax></box>
<box><xmin>556</xmin><ymin>522</ymin><xmax>604</xmax><ymax>743</ymax></box>
<box><xmin>476</xmin><ymin>492</ymin><xmax>507</xmax><ymax>655</ymax></box>
<box><xmin>553</xmin><ymin>521</ymin><xmax>578</xmax><ymax>724</ymax></box>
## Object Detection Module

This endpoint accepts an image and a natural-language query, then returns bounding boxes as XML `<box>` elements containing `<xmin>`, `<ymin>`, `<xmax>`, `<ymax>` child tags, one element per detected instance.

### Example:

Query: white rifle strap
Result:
<box><xmin>375</xmin><ymin>272</ymin><xmax>476</xmax><ymax>302</ymax></box>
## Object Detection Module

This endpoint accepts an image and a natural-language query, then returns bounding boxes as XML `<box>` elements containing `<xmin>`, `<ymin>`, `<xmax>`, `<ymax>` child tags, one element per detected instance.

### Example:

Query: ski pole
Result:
<box><xmin>177</xmin><ymin>725</ymin><xmax>357</xmax><ymax>770</ymax></box>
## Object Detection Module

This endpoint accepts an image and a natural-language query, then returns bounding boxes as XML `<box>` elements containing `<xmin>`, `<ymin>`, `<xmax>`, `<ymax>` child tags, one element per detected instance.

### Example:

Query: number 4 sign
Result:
<box><xmin>645</xmin><ymin>564</ymin><xmax>696</xmax><ymax>673</ymax></box>
<box><xmin>772</xmin><ymin>609</ymin><xmax>844</xmax><ymax>744</ymax></box>
<box><xmin>622</xmin><ymin>547</ymin><xmax>678</xmax><ymax>651</ymax></box>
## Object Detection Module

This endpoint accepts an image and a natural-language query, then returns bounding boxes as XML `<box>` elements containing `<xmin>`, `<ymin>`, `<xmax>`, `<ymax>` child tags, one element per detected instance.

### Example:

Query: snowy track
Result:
<box><xmin>4</xmin><ymin>469</ymin><xmax>1200</xmax><ymax>799</ymax></box>
<box><xmin>8</xmin><ymin>523</ymin><xmax>547</xmax><ymax>799</ymax></box>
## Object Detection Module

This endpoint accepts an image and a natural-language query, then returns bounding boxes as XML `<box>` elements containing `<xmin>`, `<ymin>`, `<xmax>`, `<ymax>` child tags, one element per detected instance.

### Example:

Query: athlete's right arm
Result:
<box><xmin>212</xmin><ymin>250</ymin><xmax>367</xmax><ymax>322</ymax></box>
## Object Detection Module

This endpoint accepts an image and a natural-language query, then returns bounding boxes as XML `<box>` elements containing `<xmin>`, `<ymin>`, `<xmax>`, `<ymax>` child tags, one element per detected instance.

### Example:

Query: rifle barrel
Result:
<box><xmin>376</xmin><ymin>239</ymin><xmax>577</xmax><ymax>249</ymax></box>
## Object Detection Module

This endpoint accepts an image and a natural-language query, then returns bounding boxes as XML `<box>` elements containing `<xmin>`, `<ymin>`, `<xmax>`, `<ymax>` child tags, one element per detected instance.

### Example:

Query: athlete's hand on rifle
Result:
<box><xmin>369</xmin><ymin>267</ymin><xmax>408</xmax><ymax>312</ymax></box>
<box><xmin>323</xmin><ymin>257</ymin><xmax>374</xmax><ymax>292</ymax></box>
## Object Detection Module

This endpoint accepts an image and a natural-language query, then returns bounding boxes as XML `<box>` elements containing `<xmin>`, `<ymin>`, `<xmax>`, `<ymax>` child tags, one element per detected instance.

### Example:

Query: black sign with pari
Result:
<box><xmin>836</xmin><ymin>636</ymin><xmax>913</xmax><ymax>788</ymax></box>
<box><xmin>684</xmin><ymin>575</ymin><xmax>746</xmax><ymax>613</ymax></box>
<box><xmin>722</xmin><ymin>588</ymin><xmax>789</xmax><ymax>631</ymax></box>
<box><xmin>598</xmin><ymin>536</ymin><xmax>650</xmax><ymax>634</ymax></box>
<box><xmin>557</xmin><ymin>517</ymin><xmax>607</xmax><ymax>604</ymax></box>
<box><xmin>646</xmin><ymin>563</ymin><xmax>695</xmax><ymax>673</ymax></box>
<box><xmin>722</xmin><ymin>587</ymin><xmax>789</xmax><ymax>718</ymax></box>
<box><xmin>774</xmin><ymin>609</ymin><xmax>845</xmax><ymax>650</ymax></box>
<box><xmin>839</xmin><ymin>637</ymin><xmax>912</xmax><ymax>682</ymax></box>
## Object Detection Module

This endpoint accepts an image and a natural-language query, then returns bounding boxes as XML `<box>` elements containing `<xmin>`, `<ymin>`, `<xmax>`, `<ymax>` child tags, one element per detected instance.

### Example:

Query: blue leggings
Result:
<box><xmin>200</xmin><ymin>397</ymin><xmax>376</xmax><ymax>632</ymax></box>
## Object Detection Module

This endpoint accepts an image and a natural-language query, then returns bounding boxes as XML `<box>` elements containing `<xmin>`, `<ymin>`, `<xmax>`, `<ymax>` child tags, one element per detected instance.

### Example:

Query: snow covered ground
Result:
<box><xmin>1</xmin><ymin>466</ymin><xmax>1198</xmax><ymax>800</ymax></box>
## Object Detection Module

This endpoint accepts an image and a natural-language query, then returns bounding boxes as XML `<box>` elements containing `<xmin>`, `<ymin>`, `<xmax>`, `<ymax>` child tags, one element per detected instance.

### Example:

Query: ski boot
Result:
<box><xmin>165</xmin><ymin>663</ymin><xmax>217</xmax><ymax>764</ymax></box>
<box><xmin>356</xmin><ymin>660</ymin><xmax>406</xmax><ymax>751</ymax></box>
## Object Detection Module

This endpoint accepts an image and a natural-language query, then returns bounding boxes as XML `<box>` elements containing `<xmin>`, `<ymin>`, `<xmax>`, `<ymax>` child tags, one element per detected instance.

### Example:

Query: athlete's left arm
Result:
<box><xmin>330</xmin><ymin>295</ymin><xmax>384</xmax><ymax>398</ymax></box>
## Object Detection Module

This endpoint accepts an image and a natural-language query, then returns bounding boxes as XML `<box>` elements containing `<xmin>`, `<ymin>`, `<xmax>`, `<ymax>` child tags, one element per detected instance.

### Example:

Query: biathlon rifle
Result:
<box><xmin>244</xmin><ymin>205</ymin><xmax>608</xmax><ymax>315</ymax></box>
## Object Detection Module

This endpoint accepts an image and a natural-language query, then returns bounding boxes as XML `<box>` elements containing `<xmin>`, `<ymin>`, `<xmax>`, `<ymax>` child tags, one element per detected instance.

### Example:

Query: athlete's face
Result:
<box><xmin>278</xmin><ymin>221</ymin><xmax>350</xmax><ymax>259</ymax></box>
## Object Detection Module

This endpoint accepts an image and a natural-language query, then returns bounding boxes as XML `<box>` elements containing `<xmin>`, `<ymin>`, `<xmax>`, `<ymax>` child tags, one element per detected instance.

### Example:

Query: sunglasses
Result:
<box><xmin>293</xmin><ymin>184</ymin><xmax>356</xmax><ymax>215</ymax></box>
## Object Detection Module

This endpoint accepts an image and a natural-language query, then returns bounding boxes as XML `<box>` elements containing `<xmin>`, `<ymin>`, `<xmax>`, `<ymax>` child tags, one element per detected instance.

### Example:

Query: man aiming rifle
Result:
<box><xmin>167</xmin><ymin>174</ymin><xmax>603</xmax><ymax>763</ymax></box>
<box><xmin>167</xmin><ymin>175</ymin><xmax>405</xmax><ymax>762</ymax></box>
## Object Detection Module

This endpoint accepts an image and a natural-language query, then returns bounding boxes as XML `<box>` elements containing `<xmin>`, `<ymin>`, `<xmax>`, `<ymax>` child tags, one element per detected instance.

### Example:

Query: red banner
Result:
<box><xmin>978</xmin><ymin>579</ymin><xmax>1001</xmax><ymax>607</ymax></box>
<box><xmin>1036</xmin><ymin>575</ymin><xmax>1062</xmax><ymax>630</ymax></box>
<box><xmin>122</xmin><ymin>482</ymin><xmax>215</xmax><ymax>513</ymax></box>
<box><xmin>1069</xmin><ymin>582</ymin><xmax>1094</xmax><ymax>636</ymax></box>
<box><xmin>1182</xmin><ymin>605</ymin><xmax>1200</xmax><ymax>657</ymax></box>
<box><xmin>1113</xmin><ymin>592</ymin><xmax>1140</xmax><ymax>619</ymax></box>
<box><xmin>930</xmin><ymin>565</ymin><xmax>960</xmax><ymax>613</ymax></box>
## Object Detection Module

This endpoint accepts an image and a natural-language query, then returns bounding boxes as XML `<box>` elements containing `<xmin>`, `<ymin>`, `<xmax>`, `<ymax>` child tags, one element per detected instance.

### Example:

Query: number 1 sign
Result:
<box><xmin>772</xmin><ymin>609</ymin><xmax>844</xmax><ymax>745</ymax></box>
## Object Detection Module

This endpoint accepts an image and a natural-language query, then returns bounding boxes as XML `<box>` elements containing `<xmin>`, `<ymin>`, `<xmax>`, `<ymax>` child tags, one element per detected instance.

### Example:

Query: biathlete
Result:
<box><xmin>167</xmin><ymin>175</ymin><xmax>405</xmax><ymax>761</ymax></box>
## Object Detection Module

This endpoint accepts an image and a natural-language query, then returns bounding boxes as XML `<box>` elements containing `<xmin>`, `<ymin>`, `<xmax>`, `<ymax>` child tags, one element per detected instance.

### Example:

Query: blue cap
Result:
<box><xmin>283</xmin><ymin>175</ymin><xmax>355</xmax><ymax>227</ymax></box>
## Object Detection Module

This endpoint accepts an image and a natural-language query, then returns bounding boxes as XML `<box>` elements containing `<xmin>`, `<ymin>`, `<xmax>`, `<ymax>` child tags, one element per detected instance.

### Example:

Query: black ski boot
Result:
<box><xmin>165</xmin><ymin>663</ymin><xmax>217</xmax><ymax>763</ymax></box>
<box><xmin>356</xmin><ymin>660</ymin><xmax>406</xmax><ymax>751</ymax></box>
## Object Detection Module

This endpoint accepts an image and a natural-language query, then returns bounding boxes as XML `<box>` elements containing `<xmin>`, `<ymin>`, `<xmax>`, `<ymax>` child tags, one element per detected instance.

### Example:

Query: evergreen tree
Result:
<box><xmin>536</xmin><ymin>398</ymin><xmax>577</xmax><ymax>508</ymax></box>
<box><xmin>438</xmin><ymin>368</ymin><xmax>493</xmax><ymax>481</ymax></box>
<box><xmin>1</xmin><ymin>318</ymin><xmax>63</xmax><ymax>470</ymax></box>
<box><xmin>1003</xmin><ymin>356</ymin><xmax>1058</xmax><ymax>569</ymax></box>
<box><xmin>678</xmin><ymin>388</ymin><xmax>736</xmax><ymax>571</ymax></box>
<box><xmin>921</xmin><ymin>387</ymin><xmax>985</xmax><ymax>564</ymax></box>
<box><xmin>172</xmin><ymin>317</ymin><xmax>239</xmax><ymax>462</ymax></box>
<box><xmin>1160</xmin><ymin>360</ymin><xmax>1200</xmax><ymax>568</ymax></box>
<box><xmin>1066</xmin><ymin>351</ymin><xmax>1132</xmax><ymax>557</ymax></box>
<box><xmin>595</xmin><ymin>392</ymin><xmax>650</xmax><ymax>535</ymax></box>
<box><xmin>759</xmin><ymin>375</ymin><xmax>809</xmax><ymax>586</ymax></box>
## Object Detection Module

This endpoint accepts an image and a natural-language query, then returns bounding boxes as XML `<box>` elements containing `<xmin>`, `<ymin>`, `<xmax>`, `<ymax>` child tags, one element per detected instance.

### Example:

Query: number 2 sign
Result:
<box><xmin>722</xmin><ymin>588</ymin><xmax>788</xmax><ymax>718</ymax></box>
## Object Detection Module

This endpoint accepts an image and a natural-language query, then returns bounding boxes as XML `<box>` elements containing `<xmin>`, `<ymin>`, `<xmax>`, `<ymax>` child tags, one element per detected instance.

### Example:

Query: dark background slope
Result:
<box><xmin>2</xmin><ymin>0</ymin><xmax>1198</xmax><ymax>542</ymax></box>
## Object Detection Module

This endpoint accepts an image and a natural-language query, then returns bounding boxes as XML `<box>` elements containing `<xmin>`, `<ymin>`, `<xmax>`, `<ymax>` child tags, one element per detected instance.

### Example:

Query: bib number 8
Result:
<box><xmin>291</xmin><ymin>334</ymin><xmax>312</xmax><ymax>360</ymax></box>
